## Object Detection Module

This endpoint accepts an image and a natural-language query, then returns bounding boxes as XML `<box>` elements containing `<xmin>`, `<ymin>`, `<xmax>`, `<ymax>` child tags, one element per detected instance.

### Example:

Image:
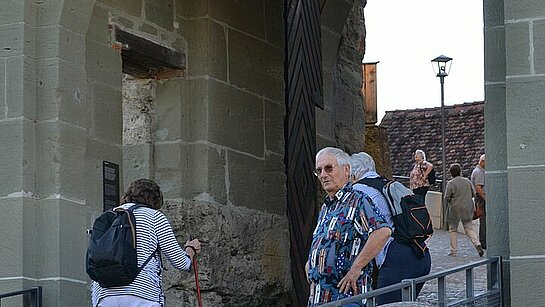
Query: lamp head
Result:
<box><xmin>431</xmin><ymin>55</ymin><xmax>453</xmax><ymax>77</ymax></box>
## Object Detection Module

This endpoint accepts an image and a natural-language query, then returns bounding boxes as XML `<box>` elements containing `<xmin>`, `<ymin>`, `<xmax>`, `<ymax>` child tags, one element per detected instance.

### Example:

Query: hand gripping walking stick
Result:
<box><xmin>188</xmin><ymin>236</ymin><xmax>203</xmax><ymax>307</ymax></box>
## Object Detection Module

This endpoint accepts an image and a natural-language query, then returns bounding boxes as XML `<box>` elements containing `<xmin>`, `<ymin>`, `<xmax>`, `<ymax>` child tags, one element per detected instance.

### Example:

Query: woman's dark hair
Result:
<box><xmin>449</xmin><ymin>163</ymin><xmax>462</xmax><ymax>178</ymax></box>
<box><xmin>121</xmin><ymin>179</ymin><xmax>164</xmax><ymax>209</ymax></box>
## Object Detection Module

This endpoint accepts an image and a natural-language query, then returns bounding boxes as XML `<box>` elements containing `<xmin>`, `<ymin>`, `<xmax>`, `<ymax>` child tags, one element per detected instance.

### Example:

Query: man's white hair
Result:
<box><xmin>415</xmin><ymin>149</ymin><xmax>427</xmax><ymax>161</ymax></box>
<box><xmin>316</xmin><ymin>147</ymin><xmax>350</xmax><ymax>166</ymax></box>
<box><xmin>350</xmin><ymin>152</ymin><xmax>376</xmax><ymax>181</ymax></box>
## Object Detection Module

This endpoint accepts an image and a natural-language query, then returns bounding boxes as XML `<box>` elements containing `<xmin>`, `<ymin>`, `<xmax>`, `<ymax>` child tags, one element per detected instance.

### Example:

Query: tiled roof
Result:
<box><xmin>379</xmin><ymin>101</ymin><xmax>484</xmax><ymax>183</ymax></box>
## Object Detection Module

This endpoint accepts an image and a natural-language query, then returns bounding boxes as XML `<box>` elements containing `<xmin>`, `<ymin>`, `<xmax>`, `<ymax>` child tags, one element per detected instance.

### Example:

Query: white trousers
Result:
<box><xmin>449</xmin><ymin>220</ymin><xmax>480</xmax><ymax>254</ymax></box>
<box><xmin>97</xmin><ymin>295</ymin><xmax>161</xmax><ymax>307</ymax></box>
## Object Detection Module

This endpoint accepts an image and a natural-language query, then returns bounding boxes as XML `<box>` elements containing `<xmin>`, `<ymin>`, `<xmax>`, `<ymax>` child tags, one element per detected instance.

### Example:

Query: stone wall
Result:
<box><xmin>317</xmin><ymin>0</ymin><xmax>367</xmax><ymax>153</ymax></box>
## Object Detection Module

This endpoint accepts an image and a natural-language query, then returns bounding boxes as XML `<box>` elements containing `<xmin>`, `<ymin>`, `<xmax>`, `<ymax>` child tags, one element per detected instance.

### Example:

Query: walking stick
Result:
<box><xmin>193</xmin><ymin>256</ymin><xmax>203</xmax><ymax>307</ymax></box>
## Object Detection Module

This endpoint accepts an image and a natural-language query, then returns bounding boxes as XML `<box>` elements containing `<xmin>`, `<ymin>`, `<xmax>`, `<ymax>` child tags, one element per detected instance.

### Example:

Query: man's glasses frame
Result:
<box><xmin>313</xmin><ymin>164</ymin><xmax>338</xmax><ymax>177</ymax></box>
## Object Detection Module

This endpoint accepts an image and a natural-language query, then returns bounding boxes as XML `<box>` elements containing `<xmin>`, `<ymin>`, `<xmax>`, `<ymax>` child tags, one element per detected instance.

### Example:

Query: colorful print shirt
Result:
<box><xmin>307</xmin><ymin>183</ymin><xmax>389</xmax><ymax>306</ymax></box>
<box><xmin>409</xmin><ymin>161</ymin><xmax>432</xmax><ymax>189</ymax></box>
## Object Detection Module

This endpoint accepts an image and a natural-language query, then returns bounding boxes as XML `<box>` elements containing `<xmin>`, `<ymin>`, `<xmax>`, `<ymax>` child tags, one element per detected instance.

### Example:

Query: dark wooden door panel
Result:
<box><xmin>284</xmin><ymin>0</ymin><xmax>323</xmax><ymax>305</ymax></box>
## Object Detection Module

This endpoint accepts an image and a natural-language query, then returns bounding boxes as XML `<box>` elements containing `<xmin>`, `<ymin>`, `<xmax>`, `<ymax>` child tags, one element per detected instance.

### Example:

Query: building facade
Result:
<box><xmin>0</xmin><ymin>0</ymin><xmax>367</xmax><ymax>305</ymax></box>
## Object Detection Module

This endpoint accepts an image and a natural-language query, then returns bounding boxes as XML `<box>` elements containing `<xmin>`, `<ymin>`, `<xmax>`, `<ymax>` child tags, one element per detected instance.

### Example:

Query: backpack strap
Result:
<box><xmin>125</xmin><ymin>204</ymin><xmax>161</xmax><ymax>275</ymax></box>
<box><xmin>356</xmin><ymin>177</ymin><xmax>395</xmax><ymax>217</ymax></box>
<box><xmin>356</xmin><ymin>177</ymin><xmax>389</xmax><ymax>192</ymax></box>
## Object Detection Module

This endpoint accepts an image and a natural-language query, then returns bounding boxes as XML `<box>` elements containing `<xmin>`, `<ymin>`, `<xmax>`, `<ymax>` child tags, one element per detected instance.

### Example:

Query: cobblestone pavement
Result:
<box><xmin>414</xmin><ymin>220</ymin><xmax>489</xmax><ymax>306</ymax></box>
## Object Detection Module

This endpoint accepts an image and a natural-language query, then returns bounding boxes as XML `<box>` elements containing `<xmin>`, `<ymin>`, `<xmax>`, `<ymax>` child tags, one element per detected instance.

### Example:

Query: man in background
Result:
<box><xmin>471</xmin><ymin>154</ymin><xmax>486</xmax><ymax>249</ymax></box>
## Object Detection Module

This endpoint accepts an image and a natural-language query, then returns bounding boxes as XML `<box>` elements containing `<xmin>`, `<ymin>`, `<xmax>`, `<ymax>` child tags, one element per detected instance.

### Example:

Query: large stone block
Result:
<box><xmin>208</xmin><ymin>80</ymin><xmax>265</xmax><ymax>157</ymax></box>
<box><xmin>123</xmin><ymin>144</ymin><xmax>154</xmax><ymax>185</ymax></box>
<box><xmin>99</xmin><ymin>0</ymin><xmax>142</xmax><ymax>17</ymax></box>
<box><xmin>264</xmin><ymin>0</ymin><xmax>283</xmax><ymax>48</ymax></box>
<box><xmin>505</xmin><ymin>77</ymin><xmax>545</xmax><ymax>165</ymax></box>
<box><xmin>35</xmin><ymin>121</ymin><xmax>86</xmax><ymax>200</ymax></box>
<box><xmin>321</xmin><ymin>0</ymin><xmax>352</xmax><ymax>34</ymax></box>
<box><xmin>484</xmin><ymin>84</ymin><xmax>507</xmax><ymax>171</ymax></box>
<box><xmin>176</xmin><ymin>79</ymin><xmax>208</xmax><ymax>142</ymax></box>
<box><xmin>227</xmin><ymin>151</ymin><xmax>285</xmax><ymax>215</ymax></box>
<box><xmin>0</xmin><ymin>23</ymin><xmax>23</xmax><ymax>56</ymax></box>
<box><xmin>177</xmin><ymin>0</ymin><xmax>266</xmax><ymax>39</ymax></box>
<box><xmin>163</xmin><ymin>199</ymin><xmax>290</xmax><ymax>306</ymax></box>
<box><xmin>505</xmin><ymin>0</ymin><xmax>545</xmax><ymax>20</ymax></box>
<box><xmin>36</xmin><ymin>25</ymin><xmax>86</xmax><ymax>65</ymax></box>
<box><xmin>316</xmin><ymin>107</ymin><xmax>334</xmax><ymax>141</ymax></box>
<box><xmin>0</xmin><ymin>120</ymin><xmax>24</xmax><ymax>197</ymax></box>
<box><xmin>533</xmin><ymin>19</ymin><xmax>545</xmax><ymax>74</ymax></box>
<box><xmin>484</xmin><ymin>27</ymin><xmax>506</xmax><ymax>82</ymax></box>
<box><xmin>180</xmin><ymin>18</ymin><xmax>227</xmax><ymax>80</ymax></box>
<box><xmin>508</xmin><ymin>166</ymin><xmax>545</xmax><ymax>256</ymax></box>
<box><xmin>85</xmin><ymin>40</ymin><xmax>123</xmax><ymax>89</ymax></box>
<box><xmin>0</xmin><ymin>59</ymin><xmax>4</xmax><ymax>118</ymax></box>
<box><xmin>86</xmin><ymin>4</ymin><xmax>110</xmax><ymax>45</ymax></box>
<box><xmin>188</xmin><ymin>143</ymin><xmax>226</xmax><ymax>204</ymax></box>
<box><xmin>154</xmin><ymin>80</ymin><xmax>181</xmax><ymax>142</ymax></box>
<box><xmin>322</xmin><ymin>30</ymin><xmax>342</xmax><ymax>75</ymax></box>
<box><xmin>49</xmin><ymin>200</ymin><xmax>89</xmax><ymax>279</ymax></box>
<box><xmin>486</xmin><ymin>171</ymin><xmax>509</xmax><ymax>257</ymax></box>
<box><xmin>6</xmin><ymin>56</ymin><xmax>36</xmax><ymax>119</ymax></box>
<box><xmin>484</xmin><ymin>0</ymin><xmax>504</xmax><ymax>27</ymax></box>
<box><xmin>36</xmin><ymin>279</ymin><xmax>89</xmax><ymax>307</ymax></box>
<box><xmin>0</xmin><ymin>0</ymin><xmax>24</xmax><ymax>25</ymax></box>
<box><xmin>510</xmin><ymin>258</ymin><xmax>545</xmax><ymax>305</ymax></box>
<box><xmin>90</xmin><ymin>82</ymin><xmax>122</xmax><ymax>144</ymax></box>
<box><xmin>0</xmin><ymin>198</ymin><xmax>25</xmax><ymax>277</ymax></box>
<box><xmin>265</xmin><ymin>100</ymin><xmax>285</xmax><ymax>155</ymax></box>
<box><xmin>144</xmin><ymin>0</ymin><xmax>174</xmax><ymax>31</ymax></box>
<box><xmin>229</xmin><ymin>30</ymin><xmax>283</xmax><ymax>102</ymax></box>
<box><xmin>505</xmin><ymin>22</ymin><xmax>530</xmax><ymax>76</ymax></box>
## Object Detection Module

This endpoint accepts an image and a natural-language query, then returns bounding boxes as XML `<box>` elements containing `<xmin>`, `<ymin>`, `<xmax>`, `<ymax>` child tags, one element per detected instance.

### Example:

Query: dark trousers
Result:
<box><xmin>412</xmin><ymin>187</ymin><xmax>429</xmax><ymax>198</ymax></box>
<box><xmin>376</xmin><ymin>240</ymin><xmax>432</xmax><ymax>305</ymax></box>
<box><xmin>479</xmin><ymin>201</ymin><xmax>486</xmax><ymax>248</ymax></box>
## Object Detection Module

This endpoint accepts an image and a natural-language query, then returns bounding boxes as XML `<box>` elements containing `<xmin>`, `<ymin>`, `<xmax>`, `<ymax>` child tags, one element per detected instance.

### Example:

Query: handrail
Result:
<box><xmin>321</xmin><ymin>256</ymin><xmax>502</xmax><ymax>307</ymax></box>
<box><xmin>0</xmin><ymin>286</ymin><xmax>42</xmax><ymax>307</ymax></box>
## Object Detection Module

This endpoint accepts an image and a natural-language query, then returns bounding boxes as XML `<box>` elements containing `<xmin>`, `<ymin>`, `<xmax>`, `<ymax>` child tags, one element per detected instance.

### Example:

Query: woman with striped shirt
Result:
<box><xmin>92</xmin><ymin>179</ymin><xmax>201</xmax><ymax>307</ymax></box>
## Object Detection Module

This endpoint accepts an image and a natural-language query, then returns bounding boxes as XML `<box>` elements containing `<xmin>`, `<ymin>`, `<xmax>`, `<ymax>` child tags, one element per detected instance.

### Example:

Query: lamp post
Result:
<box><xmin>431</xmin><ymin>55</ymin><xmax>452</xmax><ymax>230</ymax></box>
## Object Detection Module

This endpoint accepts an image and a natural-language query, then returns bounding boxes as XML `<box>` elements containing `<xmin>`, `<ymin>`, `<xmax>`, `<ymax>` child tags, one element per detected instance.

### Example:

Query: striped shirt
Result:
<box><xmin>91</xmin><ymin>203</ymin><xmax>191</xmax><ymax>306</ymax></box>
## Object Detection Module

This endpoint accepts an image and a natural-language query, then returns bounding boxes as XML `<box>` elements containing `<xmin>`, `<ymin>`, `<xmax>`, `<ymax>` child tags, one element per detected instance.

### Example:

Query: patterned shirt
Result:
<box><xmin>307</xmin><ymin>183</ymin><xmax>389</xmax><ymax>306</ymax></box>
<box><xmin>409</xmin><ymin>161</ymin><xmax>432</xmax><ymax>189</ymax></box>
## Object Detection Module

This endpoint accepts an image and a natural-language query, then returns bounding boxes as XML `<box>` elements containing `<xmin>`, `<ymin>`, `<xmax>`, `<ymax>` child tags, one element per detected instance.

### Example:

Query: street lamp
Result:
<box><xmin>431</xmin><ymin>55</ymin><xmax>452</xmax><ymax>230</ymax></box>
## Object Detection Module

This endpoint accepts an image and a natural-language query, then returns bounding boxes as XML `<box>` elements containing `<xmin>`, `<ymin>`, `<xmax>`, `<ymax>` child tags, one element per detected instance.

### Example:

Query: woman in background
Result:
<box><xmin>409</xmin><ymin>149</ymin><xmax>433</xmax><ymax>198</ymax></box>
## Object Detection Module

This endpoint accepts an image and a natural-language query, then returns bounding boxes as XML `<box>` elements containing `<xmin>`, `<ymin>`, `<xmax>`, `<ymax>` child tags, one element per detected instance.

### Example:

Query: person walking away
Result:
<box><xmin>350</xmin><ymin>152</ymin><xmax>431</xmax><ymax>305</ymax></box>
<box><xmin>306</xmin><ymin>147</ymin><xmax>391</xmax><ymax>306</ymax></box>
<box><xmin>409</xmin><ymin>150</ymin><xmax>433</xmax><ymax>198</ymax></box>
<box><xmin>471</xmin><ymin>154</ymin><xmax>486</xmax><ymax>249</ymax></box>
<box><xmin>92</xmin><ymin>179</ymin><xmax>202</xmax><ymax>307</ymax></box>
<box><xmin>445</xmin><ymin>164</ymin><xmax>484</xmax><ymax>257</ymax></box>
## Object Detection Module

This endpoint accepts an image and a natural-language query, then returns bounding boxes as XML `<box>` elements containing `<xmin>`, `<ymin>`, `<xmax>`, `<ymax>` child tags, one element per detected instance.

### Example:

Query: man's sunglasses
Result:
<box><xmin>313</xmin><ymin>164</ymin><xmax>338</xmax><ymax>177</ymax></box>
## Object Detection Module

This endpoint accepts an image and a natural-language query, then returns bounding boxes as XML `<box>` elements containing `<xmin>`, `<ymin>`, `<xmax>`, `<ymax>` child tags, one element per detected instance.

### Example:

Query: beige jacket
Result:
<box><xmin>445</xmin><ymin>176</ymin><xmax>475</xmax><ymax>224</ymax></box>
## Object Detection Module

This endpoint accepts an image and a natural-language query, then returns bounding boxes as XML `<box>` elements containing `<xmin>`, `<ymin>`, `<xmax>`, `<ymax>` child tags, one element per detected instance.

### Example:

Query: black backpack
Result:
<box><xmin>86</xmin><ymin>205</ymin><xmax>158</xmax><ymax>287</ymax></box>
<box><xmin>420</xmin><ymin>164</ymin><xmax>436</xmax><ymax>185</ymax></box>
<box><xmin>357</xmin><ymin>178</ymin><xmax>433</xmax><ymax>253</ymax></box>
<box><xmin>427</xmin><ymin>168</ymin><xmax>436</xmax><ymax>185</ymax></box>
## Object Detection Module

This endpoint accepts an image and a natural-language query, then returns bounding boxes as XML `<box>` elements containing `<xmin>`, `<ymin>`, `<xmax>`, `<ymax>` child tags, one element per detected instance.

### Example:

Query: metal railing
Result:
<box><xmin>322</xmin><ymin>256</ymin><xmax>502</xmax><ymax>307</ymax></box>
<box><xmin>0</xmin><ymin>287</ymin><xmax>42</xmax><ymax>307</ymax></box>
<box><xmin>393</xmin><ymin>175</ymin><xmax>444</xmax><ymax>192</ymax></box>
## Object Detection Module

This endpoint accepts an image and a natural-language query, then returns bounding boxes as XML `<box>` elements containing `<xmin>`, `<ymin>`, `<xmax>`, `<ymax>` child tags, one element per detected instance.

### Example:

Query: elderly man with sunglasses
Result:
<box><xmin>306</xmin><ymin>147</ymin><xmax>392</xmax><ymax>306</ymax></box>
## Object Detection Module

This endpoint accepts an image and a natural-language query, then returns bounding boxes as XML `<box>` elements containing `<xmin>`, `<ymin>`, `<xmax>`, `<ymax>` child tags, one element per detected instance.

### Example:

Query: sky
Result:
<box><xmin>363</xmin><ymin>0</ymin><xmax>485</xmax><ymax>123</ymax></box>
